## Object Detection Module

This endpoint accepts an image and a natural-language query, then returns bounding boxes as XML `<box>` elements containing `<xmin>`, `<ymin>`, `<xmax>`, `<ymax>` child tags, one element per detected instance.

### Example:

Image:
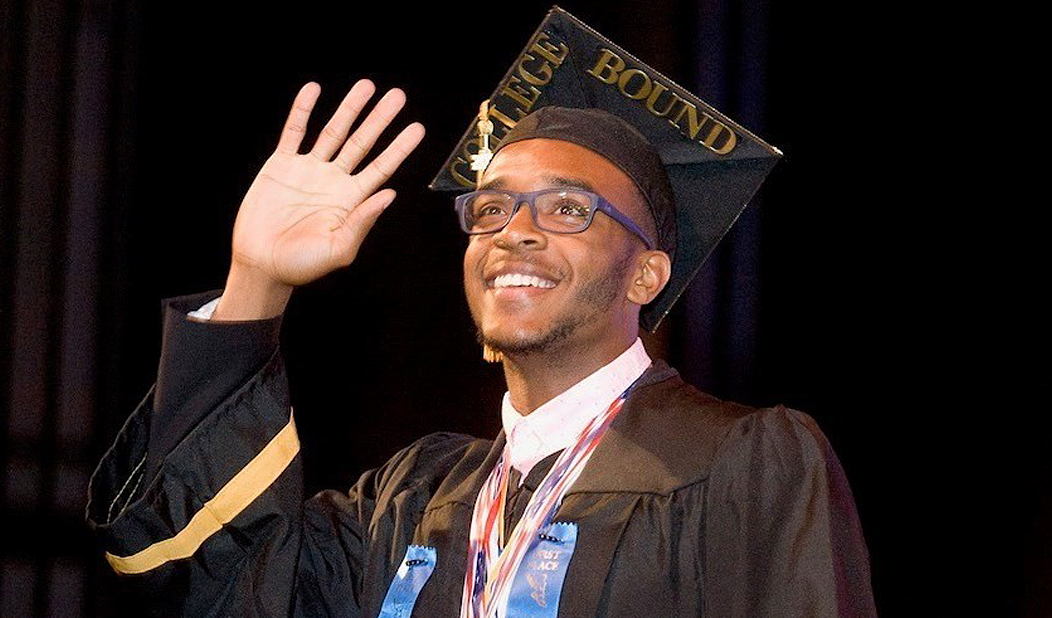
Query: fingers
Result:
<box><xmin>352</xmin><ymin>122</ymin><xmax>426</xmax><ymax>196</ymax></box>
<box><xmin>332</xmin><ymin>88</ymin><xmax>408</xmax><ymax>173</ymax></box>
<box><xmin>275</xmin><ymin>80</ymin><xmax>424</xmax><ymax>190</ymax></box>
<box><xmin>276</xmin><ymin>82</ymin><xmax>322</xmax><ymax>155</ymax></box>
<box><xmin>310</xmin><ymin>79</ymin><xmax>376</xmax><ymax>162</ymax></box>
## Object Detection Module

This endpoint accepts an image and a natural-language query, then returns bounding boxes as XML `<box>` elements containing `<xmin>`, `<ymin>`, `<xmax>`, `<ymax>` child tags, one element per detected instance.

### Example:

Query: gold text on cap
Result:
<box><xmin>588</xmin><ymin>49</ymin><xmax>739</xmax><ymax>155</ymax></box>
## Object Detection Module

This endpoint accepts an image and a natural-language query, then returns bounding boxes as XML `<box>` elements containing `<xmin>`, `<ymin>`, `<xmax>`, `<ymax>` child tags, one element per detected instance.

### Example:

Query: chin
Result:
<box><xmin>477</xmin><ymin>316</ymin><xmax>585</xmax><ymax>357</ymax></box>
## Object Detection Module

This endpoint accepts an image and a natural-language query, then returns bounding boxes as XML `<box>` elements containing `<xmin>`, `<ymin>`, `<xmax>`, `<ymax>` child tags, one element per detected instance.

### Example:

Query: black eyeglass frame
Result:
<box><xmin>454</xmin><ymin>189</ymin><xmax>655</xmax><ymax>250</ymax></box>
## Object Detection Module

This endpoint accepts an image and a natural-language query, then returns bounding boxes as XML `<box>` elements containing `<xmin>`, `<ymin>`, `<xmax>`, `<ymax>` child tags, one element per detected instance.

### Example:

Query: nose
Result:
<box><xmin>493</xmin><ymin>201</ymin><xmax>547</xmax><ymax>250</ymax></box>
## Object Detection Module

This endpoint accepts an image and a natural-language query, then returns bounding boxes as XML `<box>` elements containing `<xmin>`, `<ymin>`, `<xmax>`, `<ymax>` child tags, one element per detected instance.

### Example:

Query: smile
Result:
<box><xmin>491</xmin><ymin>273</ymin><xmax>557</xmax><ymax>289</ymax></box>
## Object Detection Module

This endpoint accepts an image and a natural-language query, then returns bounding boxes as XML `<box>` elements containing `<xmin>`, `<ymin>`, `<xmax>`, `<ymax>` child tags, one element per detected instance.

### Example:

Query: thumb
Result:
<box><xmin>351</xmin><ymin>187</ymin><xmax>397</xmax><ymax>230</ymax></box>
<box><xmin>333</xmin><ymin>188</ymin><xmax>397</xmax><ymax>263</ymax></box>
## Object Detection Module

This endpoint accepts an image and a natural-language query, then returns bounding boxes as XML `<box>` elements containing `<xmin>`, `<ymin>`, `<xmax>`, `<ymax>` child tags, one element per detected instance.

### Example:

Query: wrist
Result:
<box><xmin>211</xmin><ymin>264</ymin><xmax>293</xmax><ymax>321</ymax></box>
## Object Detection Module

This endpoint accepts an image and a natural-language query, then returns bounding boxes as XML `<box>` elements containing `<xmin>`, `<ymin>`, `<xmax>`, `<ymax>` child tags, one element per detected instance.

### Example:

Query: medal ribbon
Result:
<box><xmin>460</xmin><ymin>380</ymin><xmax>639</xmax><ymax>618</ymax></box>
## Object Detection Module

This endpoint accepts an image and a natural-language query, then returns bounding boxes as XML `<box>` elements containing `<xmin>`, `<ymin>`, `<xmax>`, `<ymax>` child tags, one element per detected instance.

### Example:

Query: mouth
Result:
<box><xmin>483</xmin><ymin>263</ymin><xmax>563</xmax><ymax>297</ymax></box>
<box><xmin>491</xmin><ymin>273</ymin><xmax>557</xmax><ymax>289</ymax></box>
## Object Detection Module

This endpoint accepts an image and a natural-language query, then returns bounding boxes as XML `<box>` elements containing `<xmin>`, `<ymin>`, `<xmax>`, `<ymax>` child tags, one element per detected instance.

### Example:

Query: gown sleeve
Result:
<box><xmin>703</xmin><ymin>407</ymin><xmax>877</xmax><ymax>618</ymax></box>
<box><xmin>84</xmin><ymin>293</ymin><xmax>422</xmax><ymax>618</ymax></box>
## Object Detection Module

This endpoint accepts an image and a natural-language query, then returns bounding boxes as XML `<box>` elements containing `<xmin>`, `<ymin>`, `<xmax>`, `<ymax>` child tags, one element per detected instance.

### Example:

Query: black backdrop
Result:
<box><xmin>0</xmin><ymin>1</ymin><xmax>1045</xmax><ymax>617</ymax></box>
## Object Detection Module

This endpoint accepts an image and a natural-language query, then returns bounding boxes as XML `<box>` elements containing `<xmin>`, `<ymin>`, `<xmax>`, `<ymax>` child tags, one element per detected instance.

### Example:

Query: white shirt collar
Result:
<box><xmin>500</xmin><ymin>338</ymin><xmax>652</xmax><ymax>482</ymax></box>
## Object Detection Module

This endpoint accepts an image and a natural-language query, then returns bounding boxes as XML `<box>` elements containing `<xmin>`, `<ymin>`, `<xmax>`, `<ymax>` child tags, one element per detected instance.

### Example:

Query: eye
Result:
<box><xmin>553</xmin><ymin>198</ymin><xmax>590</xmax><ymax>218</ymax></box>
<box><xmin>472</xmin><ymin>198</ymin><xmax>508</xmax><ymax>218</ymax></box>
<box><xmin>477</xmin><ymin>204</ymin><xmax>505</xmax><ymax>216</ymax></box>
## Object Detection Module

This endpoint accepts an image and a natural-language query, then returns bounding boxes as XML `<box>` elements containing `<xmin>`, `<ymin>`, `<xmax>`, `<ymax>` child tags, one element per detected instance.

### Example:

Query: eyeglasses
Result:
<box><xmin>454</xmin><ymin>188</ymin><xmax>655</xmax><ymax>249</ymax></box>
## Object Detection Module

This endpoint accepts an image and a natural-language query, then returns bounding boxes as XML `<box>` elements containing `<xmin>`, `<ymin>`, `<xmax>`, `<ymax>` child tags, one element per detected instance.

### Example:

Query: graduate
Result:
<box><xmin>88</xmin><ymin>8</ymin><xmax>875</xmax><ymax>617</ymax></box>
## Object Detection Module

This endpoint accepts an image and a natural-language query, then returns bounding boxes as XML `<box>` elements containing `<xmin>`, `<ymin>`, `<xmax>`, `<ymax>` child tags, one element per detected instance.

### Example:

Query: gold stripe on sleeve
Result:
<box><xmin>105</xmin><ymin>412</ymin><xmax>300</xmax><ymax>575</ymax></box>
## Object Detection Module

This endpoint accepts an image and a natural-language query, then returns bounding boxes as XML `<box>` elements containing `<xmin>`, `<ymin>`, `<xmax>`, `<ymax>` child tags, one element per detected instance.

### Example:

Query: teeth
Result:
<box><xmin>493</xmin><ymin>273</ymin><xmax>556</xmax><ymax>289</ymax></box>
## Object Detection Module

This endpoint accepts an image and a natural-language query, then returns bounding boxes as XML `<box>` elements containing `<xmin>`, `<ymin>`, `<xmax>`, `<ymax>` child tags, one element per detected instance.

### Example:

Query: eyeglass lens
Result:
<box><xmin>464</xmin><ymin>191</ymin><xmax>594</xmax><ymax>233</ymax></box>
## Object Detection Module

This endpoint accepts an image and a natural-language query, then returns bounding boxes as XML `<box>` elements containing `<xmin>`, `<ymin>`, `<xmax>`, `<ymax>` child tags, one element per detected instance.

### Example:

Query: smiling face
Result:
<box><xmin>463</xmin><ymin>138</ymin><xmax>661</xmax><ymax>359</ymax></box>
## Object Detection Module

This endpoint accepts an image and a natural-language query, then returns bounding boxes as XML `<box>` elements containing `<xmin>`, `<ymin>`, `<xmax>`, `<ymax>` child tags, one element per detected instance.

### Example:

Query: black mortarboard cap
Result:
<box><xmin>429</xmin><ymin>6</ymin><xmax>782</xmax><ymax>331</ymax></box>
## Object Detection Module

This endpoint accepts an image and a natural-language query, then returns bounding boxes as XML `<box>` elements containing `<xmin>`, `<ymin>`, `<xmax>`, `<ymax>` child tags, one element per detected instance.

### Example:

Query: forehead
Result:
<box><xmin>481</xmin><ymin>138</ymin><xmax>640</xmax><ymax>203</ymax></box>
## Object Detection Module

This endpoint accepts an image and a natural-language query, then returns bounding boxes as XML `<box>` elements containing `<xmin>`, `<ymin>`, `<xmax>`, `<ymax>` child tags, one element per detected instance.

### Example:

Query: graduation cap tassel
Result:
<box><xmin>469</xmin><ymin>100</ymin><xmax>501</xmax><ymax>364</ymax></box>
<box><xmin>469</xmin><ymin>99</ymin><xmax>495</xmax><ymax>186</ymax></box>
<box><xmin>482</xmin><ymin>343</ymin><xmax>503</xmax><ymax>364</ymax></box>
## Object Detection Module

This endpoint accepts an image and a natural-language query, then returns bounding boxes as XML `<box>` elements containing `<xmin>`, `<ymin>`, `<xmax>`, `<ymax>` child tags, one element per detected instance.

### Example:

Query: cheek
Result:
<box><xmin>582</xmin><ymin>240</ymin><xmax>637</xmax><ymax>294</ymax></box>
<box><xmin>462</xmin><ymin>240</ymin><xmax>486</xmax><ymax>290</ymax></box>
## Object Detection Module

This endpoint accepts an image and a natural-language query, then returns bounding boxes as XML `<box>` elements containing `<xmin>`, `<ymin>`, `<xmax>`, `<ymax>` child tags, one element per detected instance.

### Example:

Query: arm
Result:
<box><xmin>704</xmin><ymin>408</ymin><xmax>877</xmax><ymax>618</ymax></box>
<box><xmin>86</xmin><ymin>79</ymin><xmax>425</xmax><ymax>616</ymax></box>
<box><xmin>87</xmin><ymin>327</ymin><xmax>303</xmax><ymax>616</ymax></box>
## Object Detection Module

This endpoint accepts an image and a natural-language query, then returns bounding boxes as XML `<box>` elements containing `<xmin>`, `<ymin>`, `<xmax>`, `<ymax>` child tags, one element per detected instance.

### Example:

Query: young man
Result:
<box><xmin>88</xmin><ymin>10</ymin><xmax>875</xmax><ymax>618</ymax></box>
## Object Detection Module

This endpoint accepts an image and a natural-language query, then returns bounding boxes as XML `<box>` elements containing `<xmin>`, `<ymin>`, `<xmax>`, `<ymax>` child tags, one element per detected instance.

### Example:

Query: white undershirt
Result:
<box><xmin>188</xmin><ymin>297</ymin><xmax>221</xmax><ymax>320</ymax></box>
<box><xmin>499</xmin><ymin>338</ymin><xmax>652</xmax><ymax>483</ymax></box>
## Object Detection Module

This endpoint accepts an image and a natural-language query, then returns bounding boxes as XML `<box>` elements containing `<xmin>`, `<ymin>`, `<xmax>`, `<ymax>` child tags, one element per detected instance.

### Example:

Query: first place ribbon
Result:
<box><xmin>504</xmin><ymin>522</ymin><xmax>578</xmax><ymax>618</ymax></box>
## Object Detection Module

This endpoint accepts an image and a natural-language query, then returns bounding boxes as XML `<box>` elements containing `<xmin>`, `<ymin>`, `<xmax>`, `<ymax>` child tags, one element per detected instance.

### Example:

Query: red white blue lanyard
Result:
<box><xmin>460</xmin><ymin>381</ymin><xmax>639</xmax><ymax>618</ymax></box>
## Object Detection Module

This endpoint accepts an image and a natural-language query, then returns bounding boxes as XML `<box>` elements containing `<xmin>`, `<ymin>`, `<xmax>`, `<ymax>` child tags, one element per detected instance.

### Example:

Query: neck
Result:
<box><xmin>501</xmin><ymin>331</ymin><xmax>637</xmax><ymax>414</ymax></box>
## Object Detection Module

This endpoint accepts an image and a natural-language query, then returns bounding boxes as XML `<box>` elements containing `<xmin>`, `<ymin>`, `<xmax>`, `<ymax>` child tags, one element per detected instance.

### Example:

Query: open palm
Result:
<box><xmin>231</xmin><ymin>80</ymin><xmax>425</xmax><ymax>286</ymax></box>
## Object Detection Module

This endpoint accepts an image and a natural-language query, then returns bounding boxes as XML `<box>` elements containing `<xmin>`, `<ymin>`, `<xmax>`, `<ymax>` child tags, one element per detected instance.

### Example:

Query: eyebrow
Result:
<box><xmin>477</xmin><ymin>178</ymin><xmax>507</xmax><ymax>191</ymax></box>
<box><xmin>478</xmin><ymin>175</ymin><xmax>597</xmax><ymax>193</ymax></box>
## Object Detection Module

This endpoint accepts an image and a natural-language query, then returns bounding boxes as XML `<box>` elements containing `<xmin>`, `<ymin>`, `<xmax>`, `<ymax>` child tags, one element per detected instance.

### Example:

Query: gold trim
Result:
<box><xmin>105</xmin><ymin>413</ymin><xmax>300</xmax><ymax>575</ymax></box>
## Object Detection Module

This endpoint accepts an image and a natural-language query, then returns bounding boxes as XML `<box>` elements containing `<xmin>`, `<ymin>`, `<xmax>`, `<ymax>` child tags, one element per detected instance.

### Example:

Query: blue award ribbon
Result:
<box><xmin>504</xmin><ymin>522</ymin><xmax>578</xmax><ymax>618</ymax></box>
<box><xmin>378</xmin><ymin>545</ymin><xmax>438</xmax><ymax>618</ymax></box>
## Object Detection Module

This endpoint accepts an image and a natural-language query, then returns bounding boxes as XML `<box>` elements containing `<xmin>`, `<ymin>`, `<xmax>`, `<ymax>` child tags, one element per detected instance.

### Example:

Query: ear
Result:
<box><xmin>626</xmin><ymin>250</ymin><xmax>672</xmax><ymax>306</ymax></box>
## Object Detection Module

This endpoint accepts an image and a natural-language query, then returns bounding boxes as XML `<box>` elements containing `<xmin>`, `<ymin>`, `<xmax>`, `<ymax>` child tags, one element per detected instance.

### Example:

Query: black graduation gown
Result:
<box><xmin>87</xmin><ymin>293</ymin><xmax>876</xmax><ymax>617</ymax></box>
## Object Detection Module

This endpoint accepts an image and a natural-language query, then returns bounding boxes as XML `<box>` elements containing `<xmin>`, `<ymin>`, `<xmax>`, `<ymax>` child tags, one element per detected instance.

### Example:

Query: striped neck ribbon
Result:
<box><xmin>460</xmin><ymin>376</ymin><xmax>643</xmax><ymax>618</ymax></box>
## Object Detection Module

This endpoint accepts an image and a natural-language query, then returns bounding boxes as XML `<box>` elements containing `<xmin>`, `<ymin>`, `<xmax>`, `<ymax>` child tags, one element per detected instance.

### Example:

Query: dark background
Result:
<box><xmin>0</xmin><ymin>0</ymin><xmax>1044</xmax><ymax>617</ymax></box>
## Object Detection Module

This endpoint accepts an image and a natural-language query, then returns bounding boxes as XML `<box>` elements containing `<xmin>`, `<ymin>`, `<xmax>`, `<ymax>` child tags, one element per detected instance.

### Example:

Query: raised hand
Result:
<box><xmin>212</xmin><ymin>80</ymin><xmax>425</xmax><ymax>320</ymax></box>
